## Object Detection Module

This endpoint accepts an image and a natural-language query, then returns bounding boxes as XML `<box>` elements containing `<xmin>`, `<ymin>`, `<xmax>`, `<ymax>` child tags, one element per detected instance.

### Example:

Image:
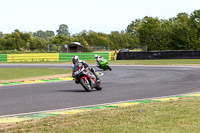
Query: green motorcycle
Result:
<box><xmin>96</xmin><ymin>58</ymin><xmax>112</xmax><ymax>71</ymax></box>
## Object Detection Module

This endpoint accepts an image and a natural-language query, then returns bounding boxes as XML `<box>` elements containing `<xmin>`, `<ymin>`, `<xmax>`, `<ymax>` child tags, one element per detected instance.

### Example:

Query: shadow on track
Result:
<box><xmin>55</xmin><ymin>89</ymin><xmax>97</xmax><ymax>92</ymax></box>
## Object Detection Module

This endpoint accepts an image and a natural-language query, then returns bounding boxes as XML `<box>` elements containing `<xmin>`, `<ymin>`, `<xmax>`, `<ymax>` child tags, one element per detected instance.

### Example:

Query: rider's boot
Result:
<box><xmin>75</xmin><ymin>79</ymin><xmax>79</xmax><ymax>84</ymax></box>
<box><xmin>96</xmin><ymin>75</ymin><xmax>100</xmax><ymax>83</ymax></box>
<box><xmin>90</xmin><ymin>68</ymin><xmax>100</xmax><ymax>83</ymax></box>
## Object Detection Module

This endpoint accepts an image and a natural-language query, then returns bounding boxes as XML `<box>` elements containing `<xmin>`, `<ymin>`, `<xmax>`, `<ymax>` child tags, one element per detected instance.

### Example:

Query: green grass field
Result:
<box><xmin>1</xmin><ymin>97</ymin><xmax>200</xmax><ymax>132</ymax></box>
<box><xmin>0</xmin><ymin>68</ymin><xmax>72</xmax><ymax>81</ymax></box>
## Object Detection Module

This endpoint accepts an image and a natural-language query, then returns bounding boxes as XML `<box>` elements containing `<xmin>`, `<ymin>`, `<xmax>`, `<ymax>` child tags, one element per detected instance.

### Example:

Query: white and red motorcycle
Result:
<box><xmin>72</xmin><ymin>63</ymin><xmax>102</xmax><ymax>92</ymax></box>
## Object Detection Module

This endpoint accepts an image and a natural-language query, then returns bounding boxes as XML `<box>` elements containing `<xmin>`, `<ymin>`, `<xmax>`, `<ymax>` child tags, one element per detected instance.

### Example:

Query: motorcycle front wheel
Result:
<box><xmin>95</xmin><ymin>80</ymin><xmax>102</xmax><ymax>91</ymax></box>
<box><xmin>108</xmin><ymin>66</ymin><xmax>112</xmax><ymax>71</ymax></box>
<box><xmin>80</xmin><ymin>78</ymin><xmax>92</xmax><ymax>92</ymax></box>
<box><xmin>95</xmin><ymin>85</ymin><xmax>102</xmax><ymax>91</ymax></box>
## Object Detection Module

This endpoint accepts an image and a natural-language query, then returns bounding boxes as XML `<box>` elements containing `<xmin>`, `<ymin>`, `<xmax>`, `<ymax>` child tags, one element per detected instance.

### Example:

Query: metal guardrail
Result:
<box><xmin>117</xmin><ymin>50</ymin><xmax>200</xmax><ymax>60</ymax></box>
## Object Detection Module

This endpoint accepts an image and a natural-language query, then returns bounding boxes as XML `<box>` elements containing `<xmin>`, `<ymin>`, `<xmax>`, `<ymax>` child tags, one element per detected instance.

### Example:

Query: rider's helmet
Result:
<box><xmin>94</xmin><ymin>54</ymin><xmax>98</xmax><ymax>58</ymax></box>
<box><xmin>72</xmin><ymin>56</ymin><xmax>79</xmax><ymax>64</ymax></box>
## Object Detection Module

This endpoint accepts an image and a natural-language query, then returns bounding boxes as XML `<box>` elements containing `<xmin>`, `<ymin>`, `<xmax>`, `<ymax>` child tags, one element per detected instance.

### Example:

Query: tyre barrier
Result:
<box><xmin>117</xmin><ymin>50</ymin><xmax>200</xmax><ymax>60</ymax></box>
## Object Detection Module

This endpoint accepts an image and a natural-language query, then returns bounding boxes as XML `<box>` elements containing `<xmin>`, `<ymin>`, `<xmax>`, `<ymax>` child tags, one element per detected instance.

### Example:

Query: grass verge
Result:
<box><xmin>108</xmin><ymin>59</ymin><xmax>200</xmax><ymax>65</ymax></box>
<box><xmin>1</xmin><ymin>59</ymin><xmax>200</xmax><ymax>65</ymax></box>
<box><xmin>0</xmin><ymin>68</ymin><xmax>72</xmax><ymax>81</ymax></box>
<box><xmin>1</xmin><ymin>97</ymin><xmax>200</xmax><ymax>132</ymax></box>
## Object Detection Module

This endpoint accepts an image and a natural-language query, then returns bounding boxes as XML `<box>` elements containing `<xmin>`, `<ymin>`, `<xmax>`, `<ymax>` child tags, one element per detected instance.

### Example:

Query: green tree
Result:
<box><xmin>189</xmin><ymin>10</ymin><xmax>200</xmax><ymax>49</ymax></box>
<box><xmin>50</xmin><ymin>35</ymin><xmax>71</xmax><ymax>44</ymax></box>
<box><xmin>28</xmin><ymin>36</ymin><xmax>47</xmax><ymax>51</ymax></box>
<box><xmin>0</xmin><ymin>38</ymin><xmax>3</xmax><ymax>50</ymax></box>
<box><xmin>109</xmin><ymin>31</ymin><xmax>138</xmax><ymax>50</ymax></box>
<box><xmin>32</xmin><ymin>30</ymin><xmax>55</xmax><ymax>41</ymax></box>
<box><xmin>71</xmin><ymin>36</ymin><xmax>88</xmax><ymax>47</ymax></box>
<box><xmin>83</xmin><ymin>32</ymin><xmax>112</xmax><ymax>49</ymax></box>
<box><xmin>170</xmin><ymin>13</ymin><xmax>198</xmax><ymax>50</ymax></box>
<box><xmin>136</xmin><ymin>16</ymin><xmax>162</xmax><ymax>50</ymax></box>
<box><xmin>46</xmin><ymin>30</ymin><xmax>55</xmax><ymax>38</ymax></box>
<box><xmin>1</xmin><ymin>29</ymin><xmax>31</xmax><ymax>51</ymax></box>
<box><xmin>33</xmin><ymin>30</ymin><xmax>46</xmax><ymax>38</ymax></box>
<box><xmin>56</xmin><ymin>24</ymin><xmax>70</xmax><ymax>36</ymax></box>
<box><xmin>0</xmin><ymin>32</ymin><xmax>3</xmax><ymax>38</ymax></box>
<box><xmin>126</xmin><ymin>19</ymin><xmax>142</xmax><ymax>35</ymax></box>
<box><xmin>157</xmin><ymin>19</ymin><xmax>173</xmax><ymax>50</ymax></box>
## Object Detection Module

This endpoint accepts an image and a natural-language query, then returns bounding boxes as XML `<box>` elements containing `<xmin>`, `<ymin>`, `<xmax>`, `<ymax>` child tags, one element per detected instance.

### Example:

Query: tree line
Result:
<box><xmin>0</xmin><ymin>9</ymin><xmax>199</xmax><ymax>52</ymax></box>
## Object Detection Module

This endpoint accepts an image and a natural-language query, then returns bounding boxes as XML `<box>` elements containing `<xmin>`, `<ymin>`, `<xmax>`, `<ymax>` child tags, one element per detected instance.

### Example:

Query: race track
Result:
<box><xmin>1</xmin><ymin>64</ymin><xmax>200</xmax><ymax>116</ymax></box>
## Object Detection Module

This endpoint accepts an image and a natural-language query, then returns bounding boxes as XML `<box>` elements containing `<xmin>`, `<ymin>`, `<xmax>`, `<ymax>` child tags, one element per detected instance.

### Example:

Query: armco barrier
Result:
<box><xmin>117</xmin><ymin>50</ymin><xmax>200</xmax><ymax>60</ymax></box>
<box><xmin>0</xmin><ymin>52</ymin><xmax>110</xmax><ymax>62</ymax></box>
<box><xmin>0</xmin><ymin>54</ymin><xmax>7</xmax><ymax>62</ymax></box>
<box><xmin>59</xmin><ymin>53</ymin><xmax>109</xmax><ymax>61</ymax></box>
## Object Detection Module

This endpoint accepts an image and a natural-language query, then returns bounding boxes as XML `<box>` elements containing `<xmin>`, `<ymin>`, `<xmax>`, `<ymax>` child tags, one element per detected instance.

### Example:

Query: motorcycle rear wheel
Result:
<box><xmin>80</xmin><ymin>78</ymin><xmax>92</xmax><ymax>92</ymax></box>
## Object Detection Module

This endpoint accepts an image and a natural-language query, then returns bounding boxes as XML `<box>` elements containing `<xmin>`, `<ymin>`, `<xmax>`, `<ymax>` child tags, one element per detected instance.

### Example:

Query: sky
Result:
<box><xmin>0</xmin><ymin>0</ymin><xmax>199</xmax><ymax>35</ymax></box>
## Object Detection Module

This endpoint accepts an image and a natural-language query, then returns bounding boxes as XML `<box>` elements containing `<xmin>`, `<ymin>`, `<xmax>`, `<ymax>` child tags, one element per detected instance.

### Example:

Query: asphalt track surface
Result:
<box><xmin>1</xmin><ymin>64</ymin><xmax>200</xmax><ymax>116</ymax></box>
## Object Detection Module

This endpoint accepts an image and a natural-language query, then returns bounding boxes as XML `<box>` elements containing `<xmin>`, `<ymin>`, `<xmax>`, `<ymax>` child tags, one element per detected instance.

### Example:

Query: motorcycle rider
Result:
<box><xmin>72</xmin><ymin>55</ymin><xmax>100</xmax><ymax>84</ymax></box>
<box><xmin>94</xmin><ymin>54</ymin><xmax>104</xmax><ymax>67</ymax></box>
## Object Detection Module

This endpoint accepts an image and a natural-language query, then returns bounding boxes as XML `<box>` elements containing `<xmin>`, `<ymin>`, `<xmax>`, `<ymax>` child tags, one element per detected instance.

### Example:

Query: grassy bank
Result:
<box><xmin>1</xmin><ymin>97</ymin><xmax>200</xmax><ymax>132</ymax></box>
<box><xmin>0</xmin><ymin>68</ymin><xmax>72</xmax><ymax>81</ymax></box>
